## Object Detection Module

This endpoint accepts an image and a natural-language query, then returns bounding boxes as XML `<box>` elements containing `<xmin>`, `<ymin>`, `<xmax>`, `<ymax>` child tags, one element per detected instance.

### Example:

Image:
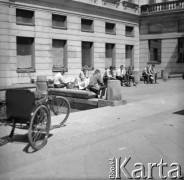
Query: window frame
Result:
<box><xmin>125</xmin><ymin>25</ymin><xmax>134</xmax><ymax>37</ymax></box>
<box><xmin>16</xmin><ymin>36</ymin><xmax>35</xmax><ymax>73</ymax></box>
<box><xmin>81</xmin><ymin>41</ymin><xmax>94</xmax><ymax>70</ymax></box>
<box><xmin>52</xmin><ymin>14</ymin><xmax>67</xmax><ymax>30</ymax></box>
<box><xmin>178</xmin><ymin>38</ymin><xmax>184</xmax><ymax>63</ymax></box>
<box><xmin>105</xmin><ymin>43</ymin><xmax>116</xmax><ymax>68</ymax></box>
<box><xmin>148</xmin><ymin>23</ymin><xmax>162</xmax><ymax>34</ymax></box>
<box><xmin>81</xmin><ymin>18</ymin><xmax>94</xmax><ymax>33</ymax></box>
<box><xmin>178</xmin><ymin>18</ymin><xmax>184</xmax><ymax>32</ymax></box>
<box><xmin>16</xmin><ymin>8</ymin><xmax>35</xmax><ymax>26</ymax></box>
<box><xmin>125</xmin><ymin>44</ymin><xmax>134</xmax><ymax>67</ymax></box>
<box><xmin>52</xmin><ymin>39</ymin><xmax>68</xmax><ymax>72</ymax></box>
<box><xmin>148</xmin><ymin>39</ymin><xmax>162</xmax><ymax>64</ymax></box>
<box><xmin>105</xmin><ymin>22</ymin><xmax>116</xmax><ymax>35</ymax></box>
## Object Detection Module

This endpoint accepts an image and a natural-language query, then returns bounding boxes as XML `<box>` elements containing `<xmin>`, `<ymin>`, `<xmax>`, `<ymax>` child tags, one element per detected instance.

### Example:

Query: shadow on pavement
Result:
<box><xmin>173</xmin><ymin>109</ymin><xmax>184</xmax><ymax>116</ymax></box>
<box><xmin>0</xmin><ymin>133</ymin><xmax>53</xmax><ymax>153</ymax></box>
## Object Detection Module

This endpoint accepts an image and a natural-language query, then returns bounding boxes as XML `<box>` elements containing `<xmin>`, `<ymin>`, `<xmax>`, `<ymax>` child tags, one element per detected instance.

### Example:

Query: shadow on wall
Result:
<box><xmin>164</xmin><ymin>34</ymin><xmax>184</xmax><ymax>74</ymax></box>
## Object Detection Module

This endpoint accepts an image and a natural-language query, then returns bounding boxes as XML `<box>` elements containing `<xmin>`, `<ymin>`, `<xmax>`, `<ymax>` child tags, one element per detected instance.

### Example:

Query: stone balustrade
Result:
<box><xmin>73</xmin><ymin>0</ymin><xmax>139</xmax><ymax>12</ymax></box>
<box><xmin>141</xmin><ymin>0</ymin><xmax>184</xmax><ymax>15</ymax></box>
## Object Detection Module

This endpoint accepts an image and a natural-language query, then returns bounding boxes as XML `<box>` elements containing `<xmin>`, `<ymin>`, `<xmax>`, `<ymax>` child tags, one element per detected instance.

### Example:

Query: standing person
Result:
<box><xmin>149</xmin><ymin>64</ymin><xmax>158</xmax><ymax>83</ymax></box>
<box><xmin>125</xmin><ymin>66</ymin><xmax>136</xmax><ymax>86</ymax></box>
<box><xmin>116</xmin><ymin>65</ymin><xmax>125</xmax><ymax>86</ymax></box>
<box><xmin>88</xmin><ymin>69</ymin><xmax>106</xmax><ymax>99</ymax></box>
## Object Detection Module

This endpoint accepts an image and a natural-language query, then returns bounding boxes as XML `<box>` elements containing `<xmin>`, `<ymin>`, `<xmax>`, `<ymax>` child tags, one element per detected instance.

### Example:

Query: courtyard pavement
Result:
<box><xmin>0</xmin><ymin>78</ymin><xmax>184</xmax><ymax>180</ymax></box>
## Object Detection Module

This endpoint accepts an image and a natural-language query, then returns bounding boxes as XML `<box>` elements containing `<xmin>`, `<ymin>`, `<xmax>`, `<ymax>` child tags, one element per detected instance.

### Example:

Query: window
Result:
<box><xmin>52</xmin><ymin>14</ymin><xmax>67</xmax><ymax>29</ymax></box>
<box><xmin>105</xmin><ymin>22</ymin><xmax>116</xmax><ymax>35</ymax></box>
<box><xmin>105</xmin><ymin>43</ymin><xmax>116</xmax><ymax>68</ymax></box>
<box><xmin>17</xmin><ymin>37</ymin><xmax>34</xmax><ymax>72</ymax></box>
<box><xmin>82</xmin><ymin>42</ymin><xmax>94</xmax><ymax>70</ymax></box>
<box><xmin>16</xmin><ymin>9</ymin><xmax>34</xmax><ymax>25</ymax></box>
<box><xmin>178</xmin><ymin>38</ymin><xmax>184</xmax><ymax>63</ymax></box>
<box><xmin>125</xmin><ymin>26</ymin><xmax>134</xmax><ymax>37</ymax></box>
<box><xmin>125</xmin><ymin>45</ymin><xmax>134</xmax><ymax>67</ymax></box>
<box><xmin>148</xmin><ymin>24</ymin><xmax>162</xmax><ymax>34</ymax></box>
<box><xmin>52</xmin><ymin>39</ymin><xmax>67</xmax><ymax>72</ymax></box>
<box><xmin>179</xmin><ymin>18</ymin><xmax>184</xmax><ymax>32</ymax></box>
<box><xmin>81</xmin><ymin>18</ymin><xmax>94</xmax><ymax>32</ymax></box>
<box><xmin>149</xmin><ymin>39</ymin><xmax>161</xmax><ymax>62</ymax></box>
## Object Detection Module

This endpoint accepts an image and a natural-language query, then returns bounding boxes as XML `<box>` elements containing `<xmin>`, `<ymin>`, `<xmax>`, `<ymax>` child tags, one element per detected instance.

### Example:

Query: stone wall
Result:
<box><xmin>0</xmin><ymin>0</ymin><xmax>139</xmax><ymax>87</ymax></box>
<box><xmin>139</xmin><ymin>10</ymin><xmax>184</xmax><ymax>75</ymax></box>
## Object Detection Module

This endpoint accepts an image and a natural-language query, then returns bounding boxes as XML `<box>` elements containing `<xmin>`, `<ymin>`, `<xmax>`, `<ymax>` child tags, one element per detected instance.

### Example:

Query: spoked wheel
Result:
<box><xmin>0</xmin><ymin>101</ymin><xmax>7</xmax><ymax>125</ymax></box>
<box><xmin>0</xmin><ymin>102</ymin><xmax>11</xmax><ymax>146</ymax></box>
<box><xmin>28</xmin><ymin>105</ymin><xmax>51</xmax><ymax>151</ymax></box>
<box><xmin>51</xmin><ymin>97</ymin><xmax>70</xmax><ymax>128</ymax></box>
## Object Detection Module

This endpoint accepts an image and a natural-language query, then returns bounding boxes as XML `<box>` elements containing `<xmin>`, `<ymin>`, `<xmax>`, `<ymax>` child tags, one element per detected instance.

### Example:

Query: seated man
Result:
<box><xmin>125</xmin><ymin>66</ymin><xmax>136</xmax><ymax>86</ymax></box>
<box><xmin>142</xmin><ymin>66</ymin><xmax>153</xmax><ymax>84</ymax></box>
<box><xmin>142</xmin><ymin>66</ymin><xmax>149</xmax><ymax>84</ymax></box>
<box><xmin>88</xmin><ymin>69</ymin><xmax>106</xmax><ymax>99</ymax></box>
<box><xmin>116</xmin><ymin>65</ymin><xmax>125</xmax><ymax>86</ymax></box>
<box><xmin>54</xmin><ymin>69</ymin><xmax>75</xmax><ymax>88</ymax></box>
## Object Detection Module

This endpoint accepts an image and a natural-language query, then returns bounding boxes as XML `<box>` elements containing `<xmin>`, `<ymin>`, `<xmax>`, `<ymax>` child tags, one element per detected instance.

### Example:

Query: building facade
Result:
<box><xmin>0</xmin><ymin>0</ymin><xmax>183</xmax><ymax>91</ymax></box>
<box><xmin>0</xmin><ymin>0</ymin><xmax>139</xmax><ymax>88</ymax></box>
<box><xmin>139</xmin><ymin>0</ymin><xmax>184</xmax><ymax>75</ymax></box>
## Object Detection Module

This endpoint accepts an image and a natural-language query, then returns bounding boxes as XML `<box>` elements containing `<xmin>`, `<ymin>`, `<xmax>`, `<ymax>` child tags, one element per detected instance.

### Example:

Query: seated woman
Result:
<box><xmin>88</xmin><ymin>69</ymin><xmax>106</xmax><ymax>99</ymax></box>
<box><xmin>75</xmin><ymin>65</ymin><xmax>90</xmax><ymax>90</ymax></box>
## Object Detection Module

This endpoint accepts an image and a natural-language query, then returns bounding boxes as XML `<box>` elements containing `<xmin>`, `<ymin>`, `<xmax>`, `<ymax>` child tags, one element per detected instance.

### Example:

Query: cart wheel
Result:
<box><xmin>0</xmin><ymin>102</ymin><xmax>7</xmax><ymax>124</ymax></box>
<box><xmin>51</xmin><ymin>97</ymin><xmax>70</xmax><ymax>127</ymax></box>
<box><xmin>28</xmin><ymin>105</ymin><xmax>50</xmax><ymax>151</ymax></box>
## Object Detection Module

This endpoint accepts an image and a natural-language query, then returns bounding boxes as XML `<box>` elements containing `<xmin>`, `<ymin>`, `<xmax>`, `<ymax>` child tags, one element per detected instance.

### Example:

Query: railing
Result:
<box><xmin>141</xmin><ymin>0</ymin><xmax>184</xmax><ymax>15</ymax></box>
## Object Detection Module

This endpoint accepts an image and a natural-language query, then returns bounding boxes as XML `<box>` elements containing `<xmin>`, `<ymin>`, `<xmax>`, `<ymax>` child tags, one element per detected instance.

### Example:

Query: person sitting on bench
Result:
<box><xmin>77</xmin><ymin>65</ymin><xmax>90</xmax><ymax>90</ymax></box>
<box><xmin>142</xmin><ymin>66</ymin><xmax>153</xmax><ymax>84</ymax></box>
<box><xmin>116</xmin><ymin>65</ymin><xmax>125</xmax><ymax>86</ymax></box>
<box><xmin>125</xmin><ymin>66</ymin><xmax>136</xmax><ymax>86</ymax></box>
<box><xmin>88</xmin><ymin>69</ymin><xmax>106</xmax><ymax>99</ymax></box>
<box><xmin>54</xmin><ymin>69</ymin><xmax>75</xmax><ymax>88</ymax></box>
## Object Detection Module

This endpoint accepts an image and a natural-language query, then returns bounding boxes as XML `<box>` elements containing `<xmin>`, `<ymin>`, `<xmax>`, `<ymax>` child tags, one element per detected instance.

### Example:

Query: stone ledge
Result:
<box><xmin>66</xmin><ymin>97</ymin><xmax>98</xmax><ymax>106</ymax></box>
<box><xmin>168</xmin><ymin>74</ymin><xmax>184</xmax><ymax>79</ymax></box>
<box><xmin>98</xmin><ymin>99</ymin><xmax>127</xmax><ymax>108</ymax></box>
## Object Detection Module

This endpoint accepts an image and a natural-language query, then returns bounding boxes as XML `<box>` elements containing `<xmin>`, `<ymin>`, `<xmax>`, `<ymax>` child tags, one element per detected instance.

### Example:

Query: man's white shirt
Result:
<box><xmin>116</xmin><ymin>68</ymin><xmax>125</xmax><ymax>77</ymax></box>
<box><xmin>54</xmin><ymin>72</ymin><xmax>67</xmax><ymax>85</ymax></box>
